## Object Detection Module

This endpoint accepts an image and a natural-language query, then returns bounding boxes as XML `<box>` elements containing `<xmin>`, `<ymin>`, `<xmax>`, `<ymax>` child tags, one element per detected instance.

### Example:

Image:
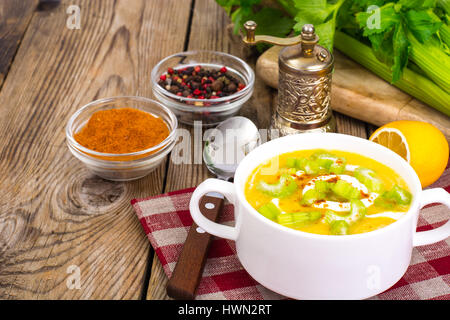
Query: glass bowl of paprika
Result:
<box><xmin>66</xmin><ymin>96</ymin><xmax>178</xmax><ymax>181</ymax></box>
<box><xmin>151</xmin><ymin>50</ymin><xmax>255</xmax><ymax>127</ymax></box>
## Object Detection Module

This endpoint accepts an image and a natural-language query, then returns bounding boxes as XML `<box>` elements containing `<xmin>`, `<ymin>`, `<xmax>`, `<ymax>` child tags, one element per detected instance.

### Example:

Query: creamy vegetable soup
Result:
<box><xmin>245</xmin><ymin>150</ymin><xmax>413</xmax><ymax>235</ymax></box>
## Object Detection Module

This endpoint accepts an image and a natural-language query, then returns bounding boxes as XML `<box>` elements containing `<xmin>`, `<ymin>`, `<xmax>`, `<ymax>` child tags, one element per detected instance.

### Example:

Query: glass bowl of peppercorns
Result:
<box><xmin>151</xmin><ymin>50</ymin><xmax>255</xmax><ymax>126</ymax></box>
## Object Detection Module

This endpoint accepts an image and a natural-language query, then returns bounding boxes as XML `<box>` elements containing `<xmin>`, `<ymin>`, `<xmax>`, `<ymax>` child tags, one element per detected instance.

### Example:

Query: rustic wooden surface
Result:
<box><xmin>0</xmin><ymin>0</ymin><xmax>373</xmax><ymax>300</ymax></box>
<box><xmin>0</xmin><ymin>0</ymin><xmax>191</xmax><ymax>299</ymax></box>
<box><xmin>0</xmin><ymin>0</ymin><xmax>38</xmax><ymax>87</ymax></box>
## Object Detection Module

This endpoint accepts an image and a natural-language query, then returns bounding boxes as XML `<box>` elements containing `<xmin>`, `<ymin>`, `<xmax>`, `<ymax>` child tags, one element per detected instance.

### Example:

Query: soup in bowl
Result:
<box><xmin>245</xmin><ymin>149</ymin><xmax>413</xmax><ymax>236</ymax></box>
<box><xmin>189</xmin><ymin>133</ymin><xmax>450</xmax><ymax>299</ymax></box>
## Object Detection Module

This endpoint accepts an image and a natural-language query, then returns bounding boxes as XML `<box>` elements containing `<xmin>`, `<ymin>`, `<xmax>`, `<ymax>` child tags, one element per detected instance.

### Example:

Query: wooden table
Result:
<box><xmin>0</xmin><ymin>0</ymin><xmax>377</xmax><ymax>299</ymax></box>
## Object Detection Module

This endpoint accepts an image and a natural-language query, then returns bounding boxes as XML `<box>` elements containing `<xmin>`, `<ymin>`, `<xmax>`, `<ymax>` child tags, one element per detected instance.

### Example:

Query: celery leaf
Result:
<box><xmin>250</xmin><ymin>7</ymin><xmax>295</xmax><ymax>37</ymax></box>
<box><xmin>356</xmin><ymin>4</ymin><xmax>401</xmax><ymax>36</ymax></box>
<box><xmin>314</xmin><ymin>20</ymin><xmax>337</xmax><ymax>52</ymax></box>
<box><xmin>292</xmin><ymin>0</ymin><xmax>346</xmax><ymax>52</ymax></box>
<box><xmin>405</xmin><ymin>9</ymin><xmax>442</xmax><ymax>42</ymax></box>
<box><xmin>399</xmin><ymin>0</ymin><xmax>437</xmax><ymax>10</ymax></box>
<box><xmin>369</xmin><ymin>31</ymin><xmax>395</xmax><ymax>66</ymax></box>
<box><xmin>392</xmin><ymin>22</ymin><xmax>410</xmax><ymax>82</ymax></box>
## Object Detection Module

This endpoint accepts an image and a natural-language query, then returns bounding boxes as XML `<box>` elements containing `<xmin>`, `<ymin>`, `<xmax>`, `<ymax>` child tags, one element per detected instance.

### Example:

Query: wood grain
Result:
<box><xmin>335</xmin><ymin>112</ymin><xmax>367</xmax><ymax>138</ymax></box>
<box><xmin>0</xmin><ymin>0</ymin><xmax>38</xmax><ymax>87</ymax></box>
<box><xmin>0</xmin><ymin>0</ymin><xmax>191</xmax><ymax>299</ymax></box>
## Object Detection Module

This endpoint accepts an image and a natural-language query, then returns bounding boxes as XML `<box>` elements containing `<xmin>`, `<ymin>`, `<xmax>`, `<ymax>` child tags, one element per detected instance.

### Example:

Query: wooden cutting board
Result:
<box><xmin>257</xmin><ymin>46</ymin><xmax>450</xmax><ymax>140</ymax></box>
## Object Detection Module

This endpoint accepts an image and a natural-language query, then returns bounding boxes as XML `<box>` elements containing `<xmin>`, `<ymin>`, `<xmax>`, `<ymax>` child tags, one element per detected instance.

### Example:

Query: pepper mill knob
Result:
<box><xmin>300</xmin><ymin>24</ymin><xmax>319</xmax><ymax>56</ymax></box>
<box><xmin>301</xmin><ymin>24</ymin><xmax>315</xmax><ymax>40</ymax></box>
<box><xmin>244</xmin><ymin>20</ymin><xmax>257</xmax><ymax>44</ymax></box>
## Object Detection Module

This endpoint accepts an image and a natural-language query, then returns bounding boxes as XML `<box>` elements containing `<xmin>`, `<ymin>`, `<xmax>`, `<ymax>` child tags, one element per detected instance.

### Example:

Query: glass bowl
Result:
<box><xmin>66</xmin><ymin>96</ymin><xmax>178</xmax><ymax>181</ymax></box>
<box><xmin>151</xmin><ymin>50</ymin><xmax>255</xmax><ymax>127</ymax></box>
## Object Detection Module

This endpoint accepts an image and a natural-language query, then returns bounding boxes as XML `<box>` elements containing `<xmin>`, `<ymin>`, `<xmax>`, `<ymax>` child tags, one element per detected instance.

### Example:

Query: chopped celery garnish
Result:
<box><xmin>374</xmin><ymin>185</ymin><xmax>412</xmax><ymax>208</ymax></box>
<box><xmin>374</xmin><ymin>185</ymin><xmax>412</xmax><ymax>209</ymax></box>
<box><xmin>374</xmin><ymin>196</ymin><xmax>395</xmax><ymax>209</ymax></box>
<box><xmin>354</xmin><ymin>167</ymin><xmax>384</xmax><ymax>193</ymax></box>
<box><xmin>308</xmin><ymin>211</ymin><xmax>323</xmax><ymax>221</ymax></box>
<box><xmin>277</xmin><ymin>213</ymin><xmax>294</xmax><ymax>225</ymax></box>
<box><xmin>257</xmin><ymin>174</ymin><xmax>298</xmax><ymax>198</ymax></box>
<box><xmin>278</xmin><ymin>211</ymin><xmax>323</xmax><ymax>227</ymax></box>
<box><xmin>324</xmin><ymin>200</ymin><xmax>365</xmax><ymax>227</ymax></box>
<box><xmin>292</xmin><ymin>212</ymin><xmax>310</xmax><ymax>224</ymax></box>
<box><xmin>300</xmin><ymin>188</ymin><xmax>325</xmax><ymax>205</ymax></box>
<box><xmin>315</xmin><ymin>180</ymin><xmax>331</xmax><ymax>193</ymax></box>
<box><xmin>330</xmin><ymin>163</ymin><xmax>346</xmax><ymax>174</ymax></box>
<box><xmin>292</xmin><ymin>211</ymin><xmax>322</xmax><ymax>225</ymax></box>
<box><xmin>296</xmin><ymin>158</ymin><xmax>308</xmax><ymax>170</ymax></box>
<box><xmin>347</xmin><ymin>199</ymin><xmax>366</xmax><ymax>223</ymax></box>
<box><xmin>285</xmin><ymin>157</ymin><xmax>297</xmax><ymax>168</ymax></box>
<box><xmin>330</xmin><ymin>220</ymin><xmax>349</xmax><ymax>235</ymax></box>
<box><xmin>324</xmin><ymin>210</ymin><xmax>345</xmax><ymax>224</ymax></box>
<box><xmin>310</xmin><ymin>151</ymin><xmax>347</xmax><ymax>173</ymax></box>
<box><xmin>384</xmin><ymin>184</ymin><xmax>412</xmax><ymax>205</ymax></box>
<box><xmin>285</xmin><ymin>157</ymin><xmax>309</xmax><ymax>170</ymax></box>
<box><xmin>303</xmin><ymin>159</ymin><xmax>321</xmax><ymax>175</ymax></box>
<box><xmin>311</xmin><ymin>151</ymin><xmax>335</xmax><ymax>169</ymax></box>
<box><xmin>285</xmin><ymin>152</ymin><xmax>346</xmax><ymax>175</ymax></box>
<box><xmin>332</xmin><ymin>180</ymin><xmax>362</xmax><ymax>200</ymax></box>
<box><xmin>258</xmin><ymin>202</ymin><xmax>281</xmax><ymax>220</ymax></box>
<box><xmin>280</xmin><ymin>167</ymin><xmax>297</xmax><ymax>175</ymax></box>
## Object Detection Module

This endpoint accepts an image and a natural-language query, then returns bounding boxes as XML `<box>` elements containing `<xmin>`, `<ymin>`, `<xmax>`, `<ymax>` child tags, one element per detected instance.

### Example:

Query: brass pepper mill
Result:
<box><xmin>243</xmin><ymin>21</ymin><xmax>336</xmax><ymax>135</ymax></box>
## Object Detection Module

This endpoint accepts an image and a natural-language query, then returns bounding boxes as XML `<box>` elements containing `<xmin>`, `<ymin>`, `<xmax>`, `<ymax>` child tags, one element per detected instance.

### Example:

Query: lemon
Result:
<box><xmin>369</xmin><ymin>121</ymin><xmax>449</xmax><ymax>188</ymax></box>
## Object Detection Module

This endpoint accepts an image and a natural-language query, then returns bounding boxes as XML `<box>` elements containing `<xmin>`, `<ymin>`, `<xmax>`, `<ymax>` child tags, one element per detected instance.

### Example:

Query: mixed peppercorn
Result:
<box><xmin>158</xmin><ymin>65</ymin><xmax>245</xmax><ymax>105</ymax></box>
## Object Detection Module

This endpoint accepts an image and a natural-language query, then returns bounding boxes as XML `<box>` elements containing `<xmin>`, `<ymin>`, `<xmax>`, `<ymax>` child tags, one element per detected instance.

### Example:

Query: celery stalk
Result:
<box><xmin>429</xmin><ymin>10</ymin><xmax>450</xmax><ymax>47</ymax></box>
<box><xmin>330</xmin><ymin>220</ymin><xmax>349</xmax><ymax>235</ymax></box>
<box><xmin>334</xmin><ymin>31</ymin><xmax>450</xmax><ymax>117</ymax></box>
<box><xmin>440</xmin><ymin>23</ymin><xmax>450</xmax><ymax>47</ymax></box>
<box><xmin>407</xmin><ymin>32</ymin><xmax>450</xmax><ymax>93</ymax></box>
<box><xmin>258</xmin><ymin>202</ymin><xmax>281</xmax><ymax>220</ymax></box>
<box><xmin>277</xmin><ymin>213</ymin><xmax>294</xmax><ymax>225</ymax></box>
<box><xmin>257</xmin><ymin>174</ymin><xmax>298</xmax><ymax>198</ymax></box>
<box><xmin>437</xmin><ymin>0</ymin><xmax>450</xmax><ymax>14</ymax></box>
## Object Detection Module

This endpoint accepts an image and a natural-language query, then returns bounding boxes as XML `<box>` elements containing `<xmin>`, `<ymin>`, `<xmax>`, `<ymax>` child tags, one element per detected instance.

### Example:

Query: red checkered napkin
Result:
<box><xmin>132</xmin><ymin>166</ymin><xmax>450</xmax><ymax>300</ymax></box>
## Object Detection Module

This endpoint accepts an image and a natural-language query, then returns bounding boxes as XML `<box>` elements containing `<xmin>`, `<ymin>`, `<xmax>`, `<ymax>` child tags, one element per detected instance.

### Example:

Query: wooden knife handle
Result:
<box><xmin>166</xmin><ymin>195</ymin><xmax>224</xmax><ymax>300</ymax></box>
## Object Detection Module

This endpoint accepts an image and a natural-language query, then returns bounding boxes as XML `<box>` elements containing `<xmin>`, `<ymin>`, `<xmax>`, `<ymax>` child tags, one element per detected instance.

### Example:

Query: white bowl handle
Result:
<box><xmin>189</xmin><ymin>178</ymin><xmax>238</xmax><ymax>241</ymax></box>
<box><xmin>413</xmin><ymin>188</ymin><xmax>450</xmax><ymax>247</ymax></box>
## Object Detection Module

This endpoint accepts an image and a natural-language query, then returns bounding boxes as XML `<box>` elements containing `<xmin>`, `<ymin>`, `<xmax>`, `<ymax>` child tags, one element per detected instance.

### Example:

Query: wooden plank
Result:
<box><xmin>146</xmin><ymin>0</ymin><xmax>274</xmax><ymax>300</ymax></box>
<box><xmin>366</xmin><ymin>123</ymin><xmax>379</xmax><ymax>138</ymax></box>
<box><xmin>0</xmin><ymin>0</ymin><xmax>191</xmax><ymax>299</ymax></box>
<box><xmin>335</xmin><ymin>112</ymin><xmax>368</xmax><ymax>138</ymax></box>
<box><xmin>0</xmin><ymin>0</ymin><xmax>38</xmax><ymax>88</ymax></box>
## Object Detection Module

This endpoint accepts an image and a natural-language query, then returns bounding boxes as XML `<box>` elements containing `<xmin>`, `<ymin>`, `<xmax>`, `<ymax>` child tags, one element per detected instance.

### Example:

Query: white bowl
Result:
<box><xmin>190</xmin><ymin>133</ymin><xmax>450</xmax><ymax>299</ymax></box>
